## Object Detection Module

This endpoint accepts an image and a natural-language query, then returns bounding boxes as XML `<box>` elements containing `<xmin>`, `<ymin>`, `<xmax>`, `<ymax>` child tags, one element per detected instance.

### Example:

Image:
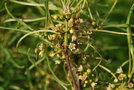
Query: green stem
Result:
<box><xmin>0</xmin><ymin>26</ymin><xmax>30</xmax><ymax>33</ymax></box>
<box><xmin>91</xmin><ymin>45</ymin><xmax>103</xmax><ymax>71</ymax></box>
<box><xmin>89</xmin><ymin>29</ymin><xmax>134</xmax><ymax>36</ymax></box>
<box><xmin>5</xmin><ymin>3</ymin><xmax>33</xmax><ymax>31</ymax></box>
<box><xmin>64</xmin><ymin>20</ymin><xmax>68</xmax><ymax>46</ymax></box>
<box><xmin>99</xmin><ymin>65</ymin><xmax>118</xmax><ymax>81</ymax></box>
<box><xmin>103</xmin><ymin>24</ymin><xmax>128</xmax><ymax>28</ymax></box>
<box><xmin>46</xmin><ymin>56</ymin><xmax>68</xmax><ymax>90</ymax></box>
<box><xmin>16</xmin><ymin>30</ymin><xmax>59</xmax><ymax>47</ymax></box>
<box><xmin>101</xmin><ymin>0</ymin><xmax>118</xmax><ymax>25</ymax></box>
<box><xmin>44</xmin><ymin>0</ymin><xmax>54</xmax><ymax>27</ymax></box>
<box><xmin>126</xmin><ymin>4</ymin><xmax>134</xmax><ymax>76</ymax></box>
<box><xmin>4</xmin><ymin>17</ymin><xmax>46</xmax><ymax>23</ymax></box>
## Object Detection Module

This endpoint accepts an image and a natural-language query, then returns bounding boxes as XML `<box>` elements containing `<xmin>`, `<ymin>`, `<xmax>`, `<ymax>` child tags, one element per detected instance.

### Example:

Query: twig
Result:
<box><xmin>64</xmin><ymin>20</ymin><xmax>78</xmax><ymax>90</ymax></box>
<box><xmin>64</xmin><ymin>46</ymin><xmax>78</xmax><ymax>90</ymax></box>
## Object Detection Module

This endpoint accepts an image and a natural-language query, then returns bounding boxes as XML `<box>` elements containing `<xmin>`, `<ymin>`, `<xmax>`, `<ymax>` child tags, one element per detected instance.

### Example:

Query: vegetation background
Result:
<box><xmin>0</xmin><ymin>0</ymin><xmax>134</xmax><ymax>90</ymax></box>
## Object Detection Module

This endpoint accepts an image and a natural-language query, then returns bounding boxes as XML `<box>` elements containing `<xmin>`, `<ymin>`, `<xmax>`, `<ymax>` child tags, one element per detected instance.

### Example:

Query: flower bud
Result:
<box><xmin>75</xmin><ymin>13</ymin><xmax>80</xmax><ymax>19</ymax></box>
<box><xmin>68</xmin><ymin>18</ymin><xmax>74</xmax><ymax>27</ymax></box>
<box><xmin>55</xmin><ymin>60</ymin><xmax>61</xmax><ymax>64</ymax></box>
<box><xmin>85</xmin><ymin>80</ymin><xmax>88</xmax><ymax>84</ymax></box>
<box><xmin>91</xmin><ymin>21</ymin><xmax>96</xmax><ymax>26</ymax></box>
<box><xmin>71</xmin><ymin>35</ymin><xmax>77</xmax><ymax>42</ymax></box>
<box><xmin>79</xmin><ymin>75</ymin><xmax>83</xmax><ymax>80</ymax></box>
<box><xmin>91</xmin><ymin>82</ymin><xmax>97</xmax><ymax>88</ymax></box>
<box><xmin>74</xmin><ymin>19</ymin><xmax>80</xmax><ymax>24</ymax></box>
<box><xmin>69</xmin><ymin>28</ymin><xmax>74</xmax><ymax>34</ymax></box>
<box><xmin>83</xmin><ymin>83</ymin><xmax>87</xmax><ymax>87</ymax></box>
<box><xmin>35</xmin><ymin>48</ymin><xmax>39</xmax><ymax>54</ymax></box>
<box><xmin>128</xmin><ymin>74</ymin><xmax>132</xmax><ymax>78</ymax></box>
<box><xmin>78</xmin><ymin>65</ymin><xmax>83</xmax><ymax>72</ymax></box>
<box><xmin>39</xmin><ymin>49</ymin><xmax>45</xmax><ymax>56</ymax></box>
<box><xmin>53</xmin><ymin>15</ymin><xmax>58</xmax><ymax>20</ymax></box>
<box><xmin>49</xmin><ymin>51</ymin><xmax>55</xmax><ymax>57</ymax></box>
<box><xmin>87</xmin><ymin>69</ymin><xmax>91</xmax><ymax>74</ymax></box>
<box><xmin>114</xmin><ymin>78</ymin><xmax>118</xmax><ymax>83</ymax></box>
<box><xmin>59</xmin><ymin>15</ymin><xmax>64</xmax><ymax>19</ymax></box>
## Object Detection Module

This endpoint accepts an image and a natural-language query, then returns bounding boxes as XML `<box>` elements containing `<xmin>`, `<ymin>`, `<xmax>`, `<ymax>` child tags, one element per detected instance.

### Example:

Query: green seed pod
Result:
<box><xmin>68</xmin><ymin>18</ymin><xmax>74</xmax><ymax>27</ymax></box>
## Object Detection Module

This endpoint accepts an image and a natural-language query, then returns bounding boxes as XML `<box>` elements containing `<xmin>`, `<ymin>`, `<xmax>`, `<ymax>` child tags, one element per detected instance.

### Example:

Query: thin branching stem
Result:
<box><xmin>101</xmin><ymin>0</ymin><xmax>118</xmax><ymax>25</ymax></box>
<box><xmin>89</xmin><ymin>29</ymin><xmax>134</xmax><ymax>36</ymax></box>
<box><xmin>126</xmin><ymin>3</ymin><xmax>134</xmax><ymax>77</ymax></box>
<box><xmin>64</xmin><ymin>20</ymin><xmax>78</xmax><ymax>90</ymax></box>
<box><xmin>5</xmin><ymin>3</ymin><xmax>34</xmax><ymax>31</ymax></box>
